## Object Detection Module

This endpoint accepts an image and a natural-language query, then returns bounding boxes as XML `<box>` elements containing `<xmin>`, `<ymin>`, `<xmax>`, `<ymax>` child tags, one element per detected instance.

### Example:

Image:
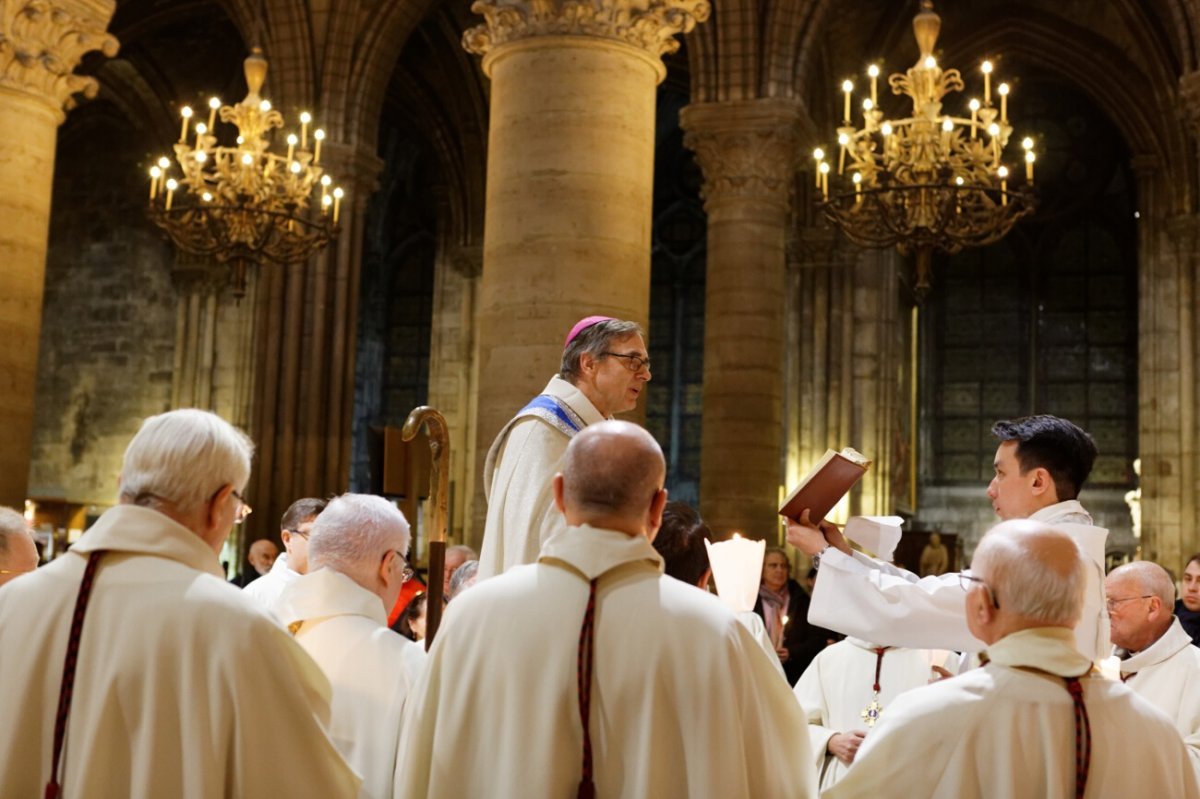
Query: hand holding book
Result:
<box><xmin>785</xmin><ymin>509</ymin><xmax>852</xmax><ymax>558</ymax></box>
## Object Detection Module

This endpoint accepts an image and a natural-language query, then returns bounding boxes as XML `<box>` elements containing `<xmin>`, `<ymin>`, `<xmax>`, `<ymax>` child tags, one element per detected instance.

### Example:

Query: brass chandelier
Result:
<box><xmin>815</xmin><ymin>0</ymin><xmax>1036</xmax><ymax>297</ymax></box>
<box><xmin>146</xmin><ymin>48</ymin><xmax>344</xmax><ymax>298</ymax></box>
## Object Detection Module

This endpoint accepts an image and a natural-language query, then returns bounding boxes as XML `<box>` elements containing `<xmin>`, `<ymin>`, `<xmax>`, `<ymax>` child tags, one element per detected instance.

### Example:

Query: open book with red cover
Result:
<box><xmin>778</xmin><ymin>447</ymin><xmax>871</xmax><ymax>523</ymax></box>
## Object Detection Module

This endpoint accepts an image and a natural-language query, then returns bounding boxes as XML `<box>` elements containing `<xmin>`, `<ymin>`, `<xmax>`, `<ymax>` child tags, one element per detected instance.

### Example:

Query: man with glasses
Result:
<box><xmin>479</xmin><ymin>315</ymin><xmax>652</xmax><ymax>579</ymax></box>
<box><xmin>1105</xmin><ymin>560</ymin><xmax>1200</xmax><ymax>781</ymax></box>
<box><xmin>0</xmin><ymin>505</ymin><xmax>38</xmax><ymax>588</ymax></box>
<box><xmin>824</xmin><ymin>520</ymin><xmax>1196</xmax><ymax>798</ymax></box>
<box><xmin>243</xmin><ymin>497</ymin><xmax>327</xmax><ymax>614</ymax></box>
<box><xmin>275</xmin><ymin>493</ymin><xmax>426</xmax><ymax>799</ymax></box>
<box><xmin>0</xmin><ymin>409</ymin><xmax>359</xmax><ymax>798</ymax></box>
<box><xmin>790</xmin><ymin>415</ymin><xmax>1111</xmax><ymax>662</ymax></box>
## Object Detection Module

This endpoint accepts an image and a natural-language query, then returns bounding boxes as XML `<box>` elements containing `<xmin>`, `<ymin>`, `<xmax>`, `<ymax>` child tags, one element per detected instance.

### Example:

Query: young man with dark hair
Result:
<box><xmin>789</xmin><ymin>414</ymin><xmax>1111</xmax><ymax>662</ymax></box>
<box><xmin>243</xmin><ymin>497</ymin><xmax>328</xmax><ymax>615</ymax></box>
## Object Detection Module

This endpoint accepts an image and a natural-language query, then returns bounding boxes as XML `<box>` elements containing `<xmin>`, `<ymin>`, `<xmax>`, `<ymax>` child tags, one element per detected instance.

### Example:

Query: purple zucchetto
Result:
<box><xmin>563</xmin><ymin>316</ymin><xmax>614</xmax><ymax>349</ymax></box>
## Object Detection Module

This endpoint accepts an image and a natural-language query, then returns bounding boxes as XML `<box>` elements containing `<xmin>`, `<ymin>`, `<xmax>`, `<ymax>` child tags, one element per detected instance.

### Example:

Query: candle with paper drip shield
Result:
<box><xmin>704</xmin><ymin>534</ymin><xmax>765</xmax><ymax>614</ymax></box>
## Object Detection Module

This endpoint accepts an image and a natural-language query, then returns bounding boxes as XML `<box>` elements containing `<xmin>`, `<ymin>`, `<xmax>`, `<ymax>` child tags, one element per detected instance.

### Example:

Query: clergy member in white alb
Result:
<box><xmin>792</xmin><ymin>415</ymin><xmax>1111</xmax><ymax>661</ymax></box>
<box><xmin>1105</xmin><ymin>560</ymin><xmax>1200</xmax><ymax>781</ymax></box>
<box><xmin>0</xmin><ymin>409</ymin><xmax>359</xmax><ymax>798</ymax></box>
<box><xmin>398</xmin><ymin>421</ymin><xmax>816</xmax><ymax>798</ymax></box>
<box><xmin>825</xmin><ymin>520</ymin><xmax>1198</xmax><ymax>799</ymax></box>
<box><xmin>243</xmin><ymin>496</ymin><xmax>327</xmax><ymax>614</ymax></box>
<box><xmin>792</xmin><ymin>637</ymin><xmax>947</xmax><ymax>790</ymax></box>
<box><xmin>478</xmin><ymin>316</ymin><xmax>651</xmax><ymax>579</ymax></box>
<box><xmin>274</xmin><ymin>493</ymin><xmax>426</xmax><ymax>799</ymax></box>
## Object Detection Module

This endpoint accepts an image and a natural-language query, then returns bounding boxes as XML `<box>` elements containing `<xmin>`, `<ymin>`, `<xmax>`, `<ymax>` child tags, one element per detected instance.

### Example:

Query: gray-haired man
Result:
<box><xmin>478</xmin><ymin>316</ymin><xmax>651</xmax><ymax>579</ymax></box>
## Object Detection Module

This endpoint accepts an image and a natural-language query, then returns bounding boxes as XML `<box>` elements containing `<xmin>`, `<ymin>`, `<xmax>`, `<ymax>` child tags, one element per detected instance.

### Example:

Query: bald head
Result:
<box><xmin>248</xmin><ymin>539</ymin><xmax>279</xmax><ymax>575</ymax></box>
<box><xmin>556</xmin><ymin>421</ymin><xmax>667</xmax><ymax>537</ymax></box>
<box><xmin>967</xmin><ymin>520</ymin><xmax>1087</xmax><ymax>642</ymax></box>
<box><xmin>1106</xmin><ymin>561</ymin><xmax>1176</xmax><ymax>652</ymax></box>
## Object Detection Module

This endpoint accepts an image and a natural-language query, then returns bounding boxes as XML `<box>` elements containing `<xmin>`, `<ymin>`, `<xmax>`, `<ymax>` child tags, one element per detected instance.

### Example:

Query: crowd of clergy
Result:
<box><xmin>1</xmin><ymin>315</ymin><xmax>1200</xmax><ymax>797</ymax></box>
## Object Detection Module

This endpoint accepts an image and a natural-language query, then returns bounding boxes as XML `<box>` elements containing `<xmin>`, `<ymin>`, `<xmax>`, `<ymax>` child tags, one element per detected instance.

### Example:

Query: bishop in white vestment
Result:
<box><xmin>479</xmin><ymin>316</ymin><xmax>649</xmax><ymax>579</ymax></box>
<box><xmin>399</xmin><ymin>421</ymin><xmax>816</xmax><ymax>798</ymax></box>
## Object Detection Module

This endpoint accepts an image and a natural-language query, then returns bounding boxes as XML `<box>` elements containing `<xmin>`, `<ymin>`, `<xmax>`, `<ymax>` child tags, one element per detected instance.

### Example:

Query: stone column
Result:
<box><xmin>463</xmin><ymin>0</ymin><xmax>710</xmax><ymax>537</ymax></box>
<box><xmin>680</xmin><ymin>99</ymin><xmax>800</xmax><ymax>538</ymax></box>
<box><xmin>0</xmin><ymin>1</ymin><xmax>116</xmax><ymax>507</ymax></box>
<box><xmin>245</xmin><ymin>144</ymin><xmax>383</xmax><ymax>543</ymax></box>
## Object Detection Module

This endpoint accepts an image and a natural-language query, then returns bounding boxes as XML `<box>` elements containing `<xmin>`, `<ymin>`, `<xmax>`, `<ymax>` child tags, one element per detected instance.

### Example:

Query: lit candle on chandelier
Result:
<box><xmin>1025</xmin><ymin>149</ymin><xmax>1036</xmax><ymax>184</ymax></box>
<box><xmin>812</xmin><ymin>148</ymin><xmax>825</xmax><ymax>188</ymax></box>
<box><xmin>148</xmin><ymin>166</ymin><xmax>161</xmax><ymax>200</ymax></box>
<box><xmin>998</xmin><ymin>165</ymin><xmax>1010</xmax><ymax>205</ymax></box>
<box><xmin>156</xmin><ymin>157</ymin><xmax>170</xmax><ymax>196</ymax></box>
<box><xmin>207</xmin><ymin>97</ymin><xmax>220</xmax><ymax>131</ymax></box>
<box><xmin>165</xmin><ymin>178</ymin><xmax>178</xmax><ymax>211</ymax></box>
<box><xmin>998</xmin><ymin>83</ymin><xmax>1009</xmax><ymax>123</ymax></box>
<box><xmin>842</xmin><ymin>79</ymin><xmax>854</xmax><ymax>123</ymax></box>
<box><xmin>286</xmin><ymin>133</ymin><xmax>298</xmax><ymax>164</ymax></box>
<box><xmin>333</xmin><ymin>187</ymin><xmax>344</xmax><ymax>225</ymax></box>
<box><xmin>300</xmin><ymin>112</ymin><xmax>312</xmax><ymax>150</ymax></box>
<box><xmin>862</xmin><ymin>97</ymin><xmax>874</xmax><ymax>127</ymax></box>
<box><xmin>969</xmin><ymin>99</ymin><xmax>980</xmax><ymax>139</ymax></box>
<box><xmin>982</xmin><ymin>60</ymin><xmax>994</xmax><ymax>104</ymax></box>
<box><xmin>179</xmin><ymin>106</ymin><xmax>193</xmax><ymax>143</ymax></box>
<box><xmin>194</xmin><ymin>122</ymin><xmax>207</xmax><ymax>147</ymax></box>
<box><xmin>988</xmin><ymin>122</ymin><xmax>1001</xmax><ymax>166</ymax></box>
<box><xmin>313</xmin><ymin>129</ymin><xmax>325</xmax><ymax>164</ymax></box>
<box><xmin>941</xmin><ymin>117</ymin><xmax>954</xmax><ymax>150</ymax></box>
<box><xmin>852</xmin><ymin>171</ymin><xmax>862</xmax><ymax>201</ymax></box>
<box><xmin>838</xmin><ymin>131</ymin><xmax>850</xmax><ymax>175</ymax></box>
<box><xmin>867</xmin><ymin>64</ymin><xmax>880</xmax><ymax>105</ymax></box>
<box><xmin>819</xmin><ymin>161</ymin><xmax>830</xmax><ymax>200</ymax></box>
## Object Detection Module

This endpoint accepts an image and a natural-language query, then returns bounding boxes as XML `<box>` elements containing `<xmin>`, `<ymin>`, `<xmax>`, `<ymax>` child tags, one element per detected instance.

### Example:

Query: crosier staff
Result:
<box><xmin>401</xmin><ymin>406</ymin><xmax>449</xmax><ymax>650</ymax></box>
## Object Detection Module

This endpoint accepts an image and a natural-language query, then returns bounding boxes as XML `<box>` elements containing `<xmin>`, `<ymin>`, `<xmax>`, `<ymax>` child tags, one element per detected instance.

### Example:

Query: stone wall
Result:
<box><xmin>29</xmin><ymin>106</ymin><xmax>176</xmax><ymax>507</ymax></box>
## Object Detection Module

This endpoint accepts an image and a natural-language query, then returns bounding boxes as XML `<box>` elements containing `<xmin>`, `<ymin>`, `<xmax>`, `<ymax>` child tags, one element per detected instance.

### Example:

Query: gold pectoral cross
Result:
<box><xmin>860</xmin><ymin>695</ymin><xmax>883</xmax><ymax>727</ymax></box>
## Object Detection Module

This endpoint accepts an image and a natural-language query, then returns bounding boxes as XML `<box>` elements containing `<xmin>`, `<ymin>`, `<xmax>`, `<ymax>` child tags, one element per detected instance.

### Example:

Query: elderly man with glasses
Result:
<box><xmin>0</xmin><ymin>409</ymin><xmax>359</xmax><ymax>798</ymax></box>
<box><xmin>1104</xmin><ymin>560</ymin><xmax>1200</xmax><ymax>782</ymax></box>
<box><xmin>479</xmin><ymin>315</ymin><xmax>652</xmax><ymax>579</ymax></box>
<box><xmin>243</xmin><ymin>497</ymin><xmax>327</xmax><ymax>614</ymax></box>
<box><xmin>275</xmin><ymin>493</ymin><xmax>426</xmax><ymax>799</ymax></box>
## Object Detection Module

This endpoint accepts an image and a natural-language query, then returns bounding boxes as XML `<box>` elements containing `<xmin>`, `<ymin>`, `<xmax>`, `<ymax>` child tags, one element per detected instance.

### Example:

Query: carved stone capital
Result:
<box><xmin>0</xmin><ymin>0</ymin><xmax>118</xmax><ymax>116</ymax></box>
<box><xmin>679</xmin><ymin>99</ymin><xmax>802</xmax><ymax>211</ymax></box>
<box><xmin>462</xmin><ymin>0</ymin><xmax>710</xmax><ymax>67</ymax></box>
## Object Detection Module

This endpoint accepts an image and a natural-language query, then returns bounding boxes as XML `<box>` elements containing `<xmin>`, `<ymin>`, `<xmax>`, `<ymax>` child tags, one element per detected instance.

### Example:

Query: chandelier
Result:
<box><xmin>815</xmin><ymin>0</ymin><xmax>1036</xmax><ymax>298</ymax></box>
<box><xmin>146</xmin><ymin>48</ymin><xmax>344</xmax><ymax>298</ymax></box>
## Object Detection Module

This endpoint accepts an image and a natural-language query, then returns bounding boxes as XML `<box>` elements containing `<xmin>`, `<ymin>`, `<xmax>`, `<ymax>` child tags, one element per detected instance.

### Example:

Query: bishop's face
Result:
<box><xmin>579</xmin><ymin>334</ymin><xmax>651</xmax><ymax>417</ymax></box>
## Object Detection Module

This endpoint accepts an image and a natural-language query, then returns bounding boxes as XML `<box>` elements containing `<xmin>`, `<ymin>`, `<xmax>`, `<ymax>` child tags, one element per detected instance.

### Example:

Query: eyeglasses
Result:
<box><xmin>959</xmin><ymin>571</ymin><xmax>1000</xmax><ymax>609</ymax></box>
<box><xmin>230</xmin><ymin>489</ymin><xmax>253</xmax><ymax>525</ymax></box>
<box><xmin>382</xmin><ymin>549</ymin><xmax>415</xmax><ymax>583</ymax></box>
<box><xmin>600</xmin><ymin>351</ymin><xmax>651</xmax><ymax>373</ymax></box>
<box><xmin>1106</xmin><ymin>595</ymin><xmax>1153</xmax><ymax>612</ymax></box>
<box><xmin>286</xmin><ymin>528</ymin><xmax>310</xmax><ymax>540</ymax></box>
